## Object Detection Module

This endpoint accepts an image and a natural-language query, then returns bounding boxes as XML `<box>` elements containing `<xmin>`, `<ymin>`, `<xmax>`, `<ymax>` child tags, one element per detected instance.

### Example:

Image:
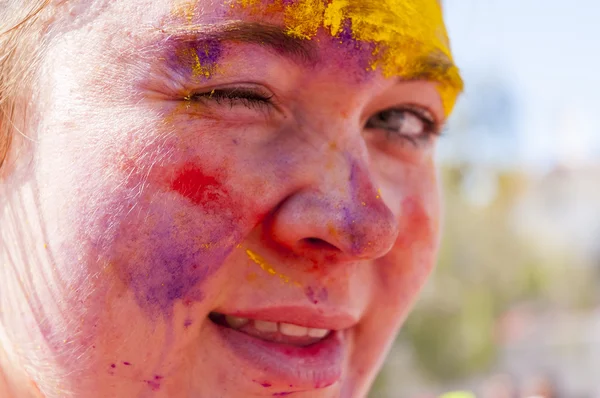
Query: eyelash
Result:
<box><xmin>187</xmin><ymin>88</ymin><xmax>273</xmax><ymax>111</ymax></box>
<box><xmin>186</xmin><ymin>88</ymin><xmax>440</xmax><ymax>146</ymax></box>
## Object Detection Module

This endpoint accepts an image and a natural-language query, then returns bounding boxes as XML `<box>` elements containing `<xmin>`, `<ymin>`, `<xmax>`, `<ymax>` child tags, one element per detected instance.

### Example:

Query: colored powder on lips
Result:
<box><xmin>232</xmin><ymin>0</ymin><xmax>463</xmax><ymax>115</ymax></box>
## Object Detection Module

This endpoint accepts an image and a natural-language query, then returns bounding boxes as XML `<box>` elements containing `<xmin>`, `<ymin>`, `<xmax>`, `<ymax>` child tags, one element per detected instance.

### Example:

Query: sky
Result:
<box><xmin>441</xmin><ymin>0</ymin><xmax>600</xmax><ymax>168</ymax></box>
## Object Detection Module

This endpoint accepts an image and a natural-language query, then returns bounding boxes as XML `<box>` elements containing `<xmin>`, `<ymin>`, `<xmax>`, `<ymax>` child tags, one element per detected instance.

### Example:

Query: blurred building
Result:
<box><xmin>438</xmin><ymin>71</ymin><xmax>521</xmax><ymax>168</ymax></box>
<box><xmin>512</xmin><ymin>164</ymin><xmax>600</xmax><ymax>267</ymax></box>
<box><xmin>497</xmin><ymin>304</ymin><xmax>600</xmax><ymax>397</ymax></box>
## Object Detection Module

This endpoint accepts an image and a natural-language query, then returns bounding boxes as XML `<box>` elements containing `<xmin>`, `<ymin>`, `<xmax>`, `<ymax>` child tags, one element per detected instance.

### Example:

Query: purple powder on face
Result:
<box><xmin>347</xmin><ymin>155</ymin><xmax>360</xmax><ymax>192</ymax></box>
<box><xmin>332</xmin><ymin>20</ymin><xmax>377</xmax><ymax>82</ymax></box>
<box><xmin>162</xmin><ymin>38</ymin><xmax>223</xmax><ymax>80</ymax></box>
<box><xmin>304</xmin><ymin>286</ymin><xmax>328</xmax><ymax>304</ymax></box>
<box><xmin>116</xmin><ymin>216</ymin><xmax>241</xmax><ymax>320</ymax></box>
<box><xmin>340</xmin><ymin>154</ymin><xmax>378</xmax><ymax>254</ymax></box>
<box><xmin>318</xmin><ymin>286</ymin><xmax>328</xmax><ymax>302</ymax></box>
<box><xmin>146</xmin><ymin>380</ymin><xmax>161</xmax><ymax>391</ymax></box>
<box><xmin>305</xmin><ymin>286</ymin><xmax>317</xmax><ymax>304</ymax></box>
<box><xmin>341</xmin><ymin>205</ymin><xmax>362</xmax><ymax>254</ymax></box>
<box><xmin>337</xmin><ymin>21</ymin><xmax>356</xmax><ymax>46</ymax></box>
<box><xmin>103</xmin><ymin>178</ymin><xmax>247</xmax><ymax>324</ymax></box>
<box><xmin>195</xmin><ymin>39</ymin><xmax>222</xmax><ymax>67</ymax></box>
<box><xmin>145</xmin><ymin>375</ymin><xmax>164</xmax><ymax>391</ymax></box>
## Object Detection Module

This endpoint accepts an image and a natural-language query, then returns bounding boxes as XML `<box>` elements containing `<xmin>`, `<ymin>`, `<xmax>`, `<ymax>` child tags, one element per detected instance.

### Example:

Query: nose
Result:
<box><xmin>267</xmin><ymin>155</ymin><xmax>399</xmax><ymax>263</ymax></box>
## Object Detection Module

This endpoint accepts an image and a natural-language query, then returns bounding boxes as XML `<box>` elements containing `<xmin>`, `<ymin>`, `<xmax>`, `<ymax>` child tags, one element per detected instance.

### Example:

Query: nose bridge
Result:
<box><xmin>299</xmin><ymin>113</ymin><xmax>366</xmax><ymax>195</ymax></box>
<box><xmin>332</xmin><ymin>154</ymin><xmax>399</xmax><ymax>258</ymax></box>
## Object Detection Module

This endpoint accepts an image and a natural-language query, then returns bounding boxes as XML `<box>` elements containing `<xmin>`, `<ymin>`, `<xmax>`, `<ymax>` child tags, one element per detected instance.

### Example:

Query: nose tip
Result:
<box><xmin>268</xmin><ymin>192</ymin><xmax>399</xmax><ymax>262</ymax></box>
<box><xmin>334</xmin><ymin>200</ymin><xmax>399</xmax><ymax>260</ymax></box>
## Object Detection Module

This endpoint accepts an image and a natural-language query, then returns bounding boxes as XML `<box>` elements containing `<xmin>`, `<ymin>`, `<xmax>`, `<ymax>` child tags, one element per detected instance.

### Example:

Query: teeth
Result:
<box><xmin>225</xmin><ymin>315</ymin><xmax>249</xmax><ymax>329</ymax></box>
<box><xmin>254</xmin><ymin>320</ymin><xmax>278</xmax><ymax>332</ymax></box>
<box><xmin>307</xmin><ymin>328</ymin><xmax>329</xmax><ymax>338</ymax></box>
<box><xmin>279</xmin><ymin>322</ymin><xmax>308</xmax><ymax>337</ymax></box>
<box><xmin>218</xmin><ymin>314</ymin><xmax>331</xmax><ymax>339</ymax></box>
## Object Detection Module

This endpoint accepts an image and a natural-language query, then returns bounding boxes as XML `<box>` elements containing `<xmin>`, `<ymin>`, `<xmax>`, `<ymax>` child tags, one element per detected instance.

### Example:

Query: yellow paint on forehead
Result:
<box><xmin>233</xmin><ymin>0</ymin><xmax>463</xmax><ymax>115</ymax></box>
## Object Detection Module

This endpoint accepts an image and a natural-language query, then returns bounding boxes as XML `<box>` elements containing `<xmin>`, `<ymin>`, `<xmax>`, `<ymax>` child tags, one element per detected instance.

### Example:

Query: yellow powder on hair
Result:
<box><xmin>323</xmin><ymin>0</ymin><xmax>348</xmax><ymax>36</ymax></box>
<box><xmin>283</xmin><ymin>0</ymin><xmax>327</xmax><ymax>39</ymax></box>
<box><xmin>233</xmin><ymin>0</ymin><xmax>463</xmax><ymax>115</ymax></box>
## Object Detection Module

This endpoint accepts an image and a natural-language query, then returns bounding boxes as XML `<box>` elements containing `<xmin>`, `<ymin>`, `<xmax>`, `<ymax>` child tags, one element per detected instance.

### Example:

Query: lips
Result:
<box><xmin>208</xmin><ymin>308</ymin><xmax>354</xmax><ymax>390</ymax></box>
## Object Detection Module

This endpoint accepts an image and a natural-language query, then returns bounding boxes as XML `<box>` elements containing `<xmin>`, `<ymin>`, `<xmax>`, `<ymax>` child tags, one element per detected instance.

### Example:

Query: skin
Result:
<box><xmin>0</xmin><ymin>0</ymin><xmax>460</xmax><ymax>397</ymax></box>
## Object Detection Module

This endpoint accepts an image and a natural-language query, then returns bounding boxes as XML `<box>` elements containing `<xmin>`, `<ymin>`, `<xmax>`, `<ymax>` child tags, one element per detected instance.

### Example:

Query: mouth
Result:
<box><xmin>208</xmin><ymin>309</ymin><xmax>350</xmax><ymax>390</ymax></box>
<box><xmin>209</xmin><ymin>312</ymin><xmax>331</xmax><ymax>347</ymax></box>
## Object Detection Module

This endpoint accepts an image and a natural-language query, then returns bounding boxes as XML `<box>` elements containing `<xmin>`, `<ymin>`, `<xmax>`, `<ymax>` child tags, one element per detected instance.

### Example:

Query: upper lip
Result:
<box><xmin>213</xmin><ymin>306</ymin><xmax>358</xmax><ymax>331</ymax></box>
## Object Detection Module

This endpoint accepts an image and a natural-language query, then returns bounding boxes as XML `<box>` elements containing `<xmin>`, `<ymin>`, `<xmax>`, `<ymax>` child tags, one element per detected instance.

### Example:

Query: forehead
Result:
<box><xmin>162</xmin><ymin>0</ymin><xmax>452</xmax><ymax>67</ymax></box>
<box><xmin>64</xmin><ymin>0</ymin><xmax>462</xmax><ymax>113</ymax></box>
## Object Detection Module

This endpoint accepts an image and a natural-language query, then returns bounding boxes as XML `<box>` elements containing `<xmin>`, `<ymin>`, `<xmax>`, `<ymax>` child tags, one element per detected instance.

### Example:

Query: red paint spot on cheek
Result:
<box><xmin>252</xmin><ymin>380</ymin><xmax>273</xmax><ymax>388</ymax></box>
<box><xmin>171</xmin><ymin>163</ymin><xmax>228</xmax><ymax>208</ymax></box>
<box><xmin>396</xmin><ymin>197</ymin><xmax>434</xmax><ymax>249</ymax></box>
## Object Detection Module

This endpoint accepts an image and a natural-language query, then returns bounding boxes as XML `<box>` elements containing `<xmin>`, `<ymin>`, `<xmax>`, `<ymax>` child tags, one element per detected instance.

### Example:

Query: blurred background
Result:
<box><xmin>371</xmin><ymin>0</ymin><xmax>600</xmax><ymax>397</ymax></box>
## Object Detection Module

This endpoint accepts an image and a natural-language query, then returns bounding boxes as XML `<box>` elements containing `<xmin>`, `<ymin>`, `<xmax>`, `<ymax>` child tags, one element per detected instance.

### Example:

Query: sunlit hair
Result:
<box><xmin>0</xmin><ymin>0</ymin><xmax>51</xmax><ymax>174</ymax></box>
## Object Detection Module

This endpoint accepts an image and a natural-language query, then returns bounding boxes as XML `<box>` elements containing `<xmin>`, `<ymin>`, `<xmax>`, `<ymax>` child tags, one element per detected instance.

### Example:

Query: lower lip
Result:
<box><xmin>212</xmin><ymin>321</ymin><xmax>345</xmax><ymax>390</ymax></box>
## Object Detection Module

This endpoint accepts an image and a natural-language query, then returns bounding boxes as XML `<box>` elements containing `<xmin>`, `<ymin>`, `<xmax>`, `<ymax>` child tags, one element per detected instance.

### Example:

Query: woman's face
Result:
<box><xmin>1</xmin><ymin>0</ymin><xmax>460</xmax><ymax>397</ymax></box>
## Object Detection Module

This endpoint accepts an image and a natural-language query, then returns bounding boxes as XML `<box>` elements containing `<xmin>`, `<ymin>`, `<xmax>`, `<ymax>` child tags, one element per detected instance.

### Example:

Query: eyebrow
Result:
<box><xmin>154</xmin><ymin>21</ymin><xmax>319</xmax><ymax>65</ymax></box>
<box><xmin>150</xmin><ymin>21</ymin><xmax>463</xmax><ymax>92</ymax></box>
<box><xmin>403</xmin><ymin>50</ymin><xmax>464</xmax><ymax>93</ymax></box>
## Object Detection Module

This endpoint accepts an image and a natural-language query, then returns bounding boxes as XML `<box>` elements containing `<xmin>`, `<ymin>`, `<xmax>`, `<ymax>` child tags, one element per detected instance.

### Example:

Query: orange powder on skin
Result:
<box><xmin>232</xmin><ymin>0</ymin><xmax>463</xmax><ymax>115</ymax></box>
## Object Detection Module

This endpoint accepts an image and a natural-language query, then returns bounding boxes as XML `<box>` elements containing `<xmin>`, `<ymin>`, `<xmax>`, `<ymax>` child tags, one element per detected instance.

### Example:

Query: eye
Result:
<box><xmin>365</xmin><ymin>107</ymin><xmax>439</xmax><ymax>146</ymax></box>
<box><xmin>186</xmin><ymin>86</ymin><xmax>274</xmax><ymax>111</ymax></box>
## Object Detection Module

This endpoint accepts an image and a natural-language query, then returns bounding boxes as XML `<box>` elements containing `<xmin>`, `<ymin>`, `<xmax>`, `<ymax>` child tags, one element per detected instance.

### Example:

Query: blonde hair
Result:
<box><xmin>0</xmin><ymin>0</ymin><xmax>52</xmax><ymax>172</ymax></box>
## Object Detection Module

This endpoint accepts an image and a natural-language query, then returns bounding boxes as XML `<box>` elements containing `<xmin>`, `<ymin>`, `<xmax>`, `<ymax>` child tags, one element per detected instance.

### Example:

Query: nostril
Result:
<box><xmin>301</xmin><ymin>237</ymin><xmax>339</xmax><ymax>252</ymax></box>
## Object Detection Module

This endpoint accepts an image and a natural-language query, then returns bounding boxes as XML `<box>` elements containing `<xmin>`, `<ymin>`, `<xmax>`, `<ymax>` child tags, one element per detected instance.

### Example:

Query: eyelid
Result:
<box><xmin>184</xmin><ymin>83</ymin><xmax>281</xmax><ymax>113</ymax></box>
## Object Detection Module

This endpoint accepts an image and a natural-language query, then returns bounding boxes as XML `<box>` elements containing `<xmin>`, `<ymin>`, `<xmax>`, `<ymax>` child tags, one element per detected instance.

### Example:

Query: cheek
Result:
<box><xmin>395</xmin><ymin>196</ymin><xmax>439</xmax><ymax>251</ymax></box>
<box><xmin>379</xmin><ymin>184</ymin><xmax>440</xmax><ymax>294</ymax></box>
<box><xmin>59</xmin><ymin>146</ymin><xmax>263</xmax><ymax>328</ymax></box>
<box><xmin>102</xmin><ymin>162</ymin><xmax>253</xmax><ymax>319</ymax></box>
<box><xmin>58</xmin><ymin>100</ymin><xmax>270</xmax><ymax>322</ymax></box>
